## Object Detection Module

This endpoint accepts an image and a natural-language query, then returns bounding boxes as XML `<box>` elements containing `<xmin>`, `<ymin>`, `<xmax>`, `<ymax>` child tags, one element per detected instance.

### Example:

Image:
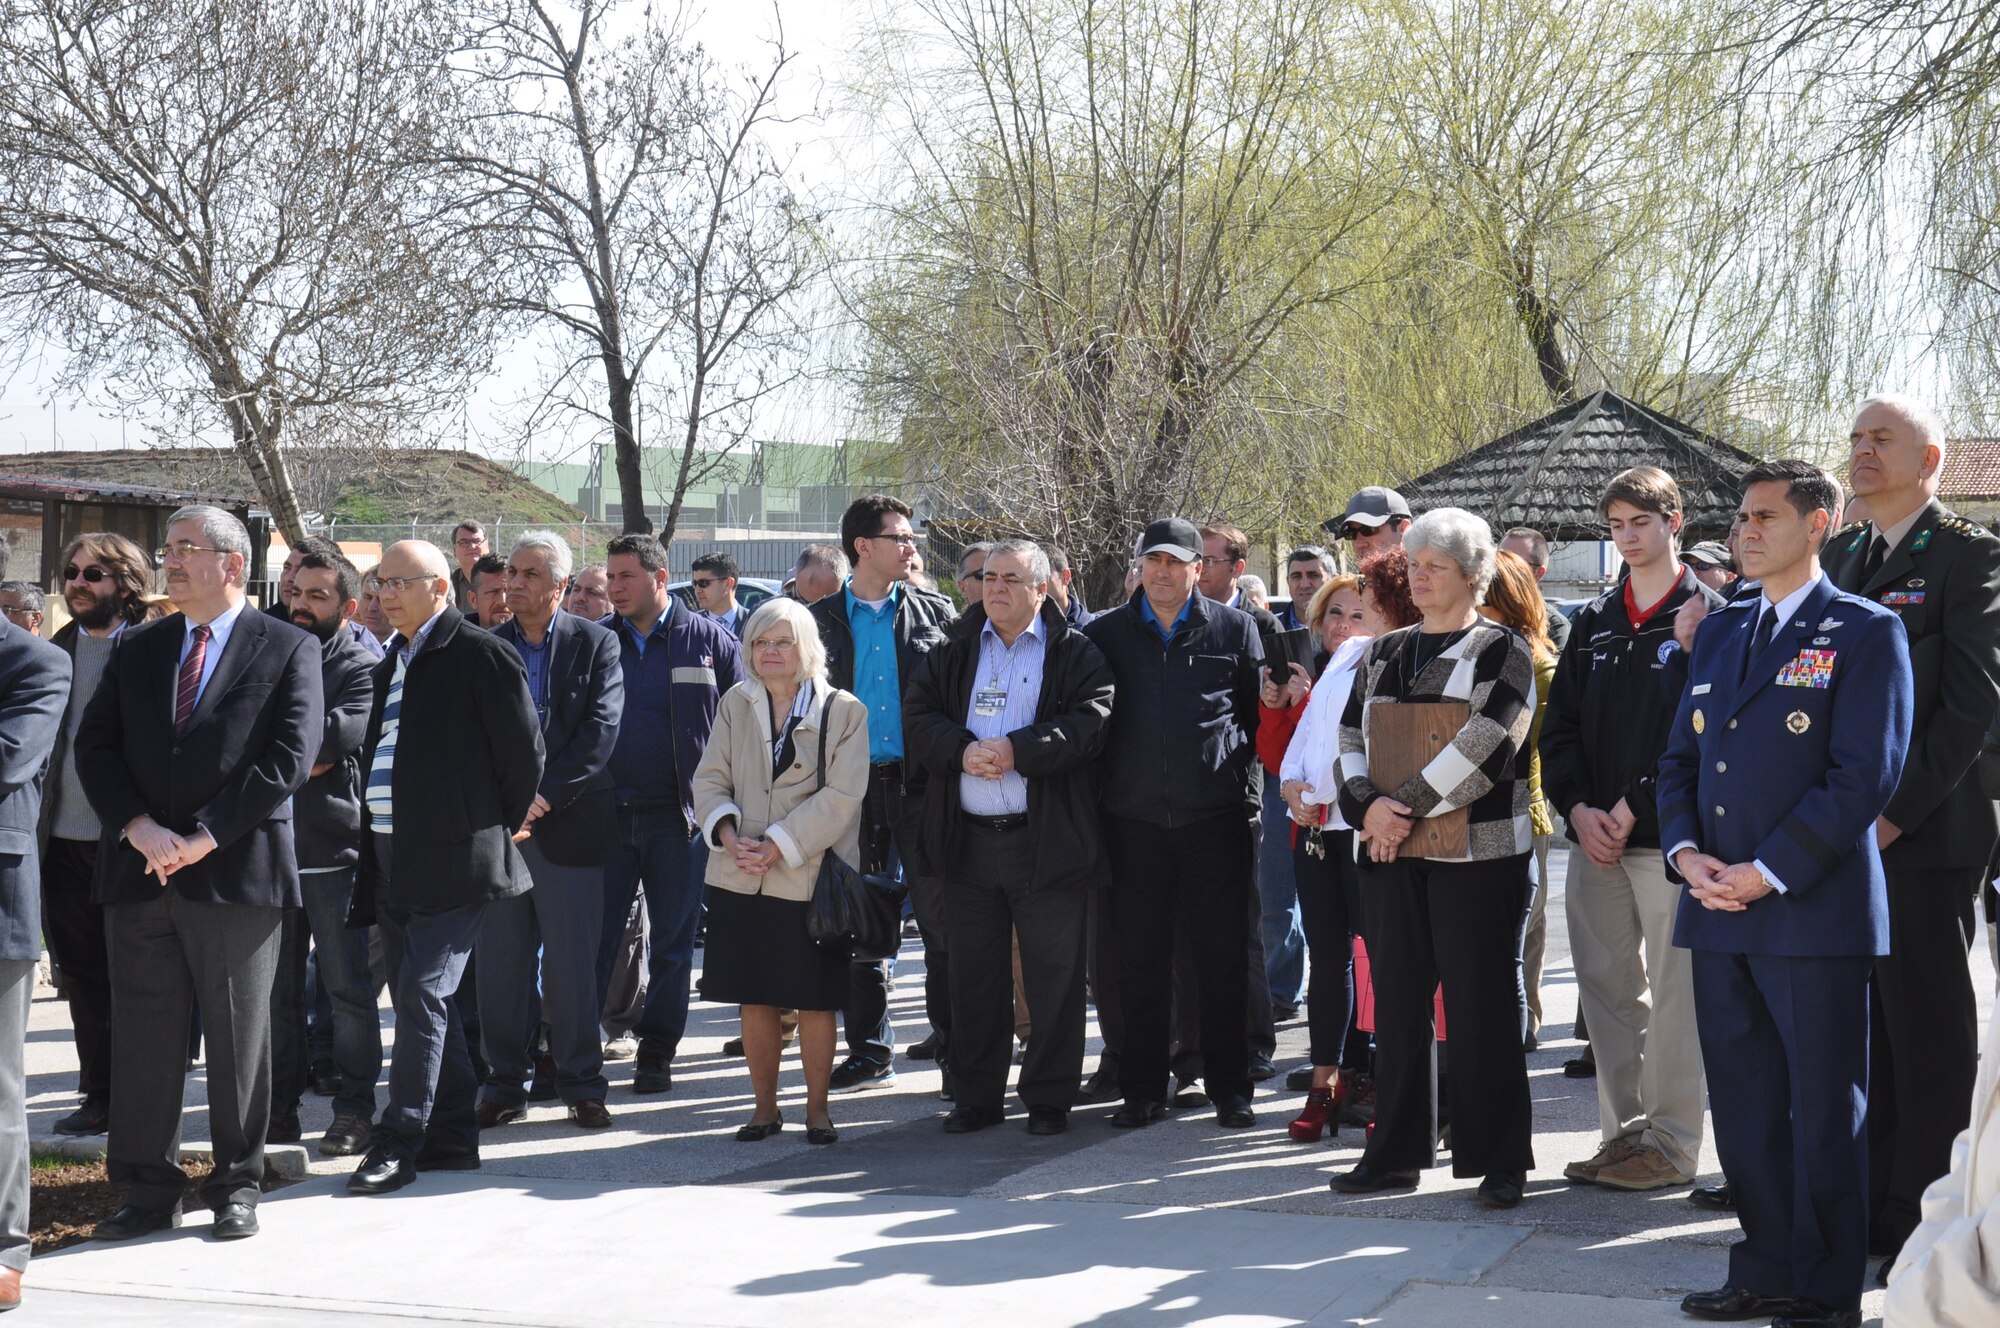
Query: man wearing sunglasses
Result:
<box><xmin>690</xmin><ymin>552</ymin><xmax>745</xmax><ymax>637</ymax></box>
<box><xmin>38</xmin><ymin>532</ymin><xmax>160</xmax><ymax>1141</ymax></box>
<box><xmin>1322</xmin><ymin>487</ymin><xmax>1413</xmax><ymax>565</ymax></box>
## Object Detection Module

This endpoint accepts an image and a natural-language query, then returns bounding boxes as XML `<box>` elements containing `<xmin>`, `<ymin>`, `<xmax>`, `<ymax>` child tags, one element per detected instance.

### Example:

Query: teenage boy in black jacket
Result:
<box><xmin>1083</xmin><ymin>518</ymin><xmax>1265</xmax><ymax>1130</ymax></box>
<box><xmin>1540</xmin><ymin>467</ymin><xmax>1723</xmax><ymax>1194</ymax></box>
<box><xmin>904</xmin><ymin>542</ymin><xmax>1114</xmax><ymax>1135</ymax></box>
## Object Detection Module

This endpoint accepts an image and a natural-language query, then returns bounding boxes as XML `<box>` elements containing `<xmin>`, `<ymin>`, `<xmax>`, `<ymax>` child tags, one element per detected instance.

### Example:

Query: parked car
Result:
<box><xmin>668</xmin><ymin>575</ymin><xmax>781</xmax><ymax>616</ymax></box>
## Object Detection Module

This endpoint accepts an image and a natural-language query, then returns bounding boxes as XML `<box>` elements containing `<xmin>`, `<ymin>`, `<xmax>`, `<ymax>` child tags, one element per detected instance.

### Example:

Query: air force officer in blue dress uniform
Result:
<box><xmin>1659</xmin><ymin>460</ymin><xmax>1914</xmax><ymax>1328</ymax></box>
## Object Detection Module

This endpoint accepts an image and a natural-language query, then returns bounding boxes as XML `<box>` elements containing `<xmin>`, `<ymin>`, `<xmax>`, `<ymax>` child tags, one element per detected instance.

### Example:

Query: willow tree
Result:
<box><xmin>849</xmin><ymin>0</ymin><xmax>1387</xmax><ymax>602</ymax></box>
<box><xmin>0</xmin><ymin>0</ymin><xmax>497</xmax><ymax>541</ymax></box>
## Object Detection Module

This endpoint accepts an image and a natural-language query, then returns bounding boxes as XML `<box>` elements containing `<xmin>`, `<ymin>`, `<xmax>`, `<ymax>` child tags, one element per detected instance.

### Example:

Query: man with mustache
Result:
<box><xmin>37</xmin><ymin>532</ymin><xmax>160</xmax><ymax>1139</ymax></box>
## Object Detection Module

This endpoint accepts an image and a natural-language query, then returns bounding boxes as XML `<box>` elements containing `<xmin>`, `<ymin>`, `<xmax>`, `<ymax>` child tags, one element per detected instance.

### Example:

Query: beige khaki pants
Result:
<box><xmin>1565</xmin><ymin>847</ymin><xmax>1706</xmax><ymax>1174</ymax></box>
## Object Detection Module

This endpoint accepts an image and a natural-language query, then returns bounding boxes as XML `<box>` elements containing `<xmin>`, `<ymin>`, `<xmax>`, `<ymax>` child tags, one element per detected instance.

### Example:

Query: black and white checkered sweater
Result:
<box><xmin>1335</xmin><ymin>621</ymin><xmax>1538</xmax><ymax>862</ymax></box>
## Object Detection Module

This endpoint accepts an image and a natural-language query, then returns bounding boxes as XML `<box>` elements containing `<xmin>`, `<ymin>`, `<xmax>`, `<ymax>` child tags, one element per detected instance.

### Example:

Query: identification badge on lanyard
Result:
<box><xmin>974</xmin><ymin>686</ymin><xmax>1007</xmax><ymax>717</ymax></box>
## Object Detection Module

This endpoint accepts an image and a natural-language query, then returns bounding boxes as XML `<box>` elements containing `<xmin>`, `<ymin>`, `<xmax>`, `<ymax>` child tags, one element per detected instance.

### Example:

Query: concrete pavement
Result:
<box><xmin>18</xmin><ymin>844</ymin><xmax>1991</xmax><ymax>1324</ymax></box>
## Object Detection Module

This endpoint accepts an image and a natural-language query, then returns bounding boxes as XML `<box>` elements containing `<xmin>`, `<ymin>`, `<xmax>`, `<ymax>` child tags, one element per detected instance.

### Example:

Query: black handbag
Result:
<box><xmin>801</xmin><ymin>691</ymin><xmax>907</xmax><ymax>960</ymax></box>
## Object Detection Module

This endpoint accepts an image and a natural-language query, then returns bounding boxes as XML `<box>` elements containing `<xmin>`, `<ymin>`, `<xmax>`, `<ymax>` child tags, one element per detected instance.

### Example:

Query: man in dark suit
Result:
<box><xmin>478</xmin><ymin>532</ymin><xmax>623</xmax><ymax>1132</ymax></box>
<box><xmin>1660</xmin><ymin>461</ymin><xmax>1914</xmax><ymax>1328</ymax></box>
<box><xmin>0</xmin><ymin>546</ymin><xmax>71</xmax><ymax>1309</ymax></box>
<box><xmin>347</xmin><ymin>540</ymin><xmax>542</xmax><ymax>1195</ymax></box>
<box><xmin>76</xmin><ymin>505</ymin><xmax>323</xmax><ymax>1243</ymax></box>
<box><xmin>1820</xmin><ymin>395</ymin><xmax>2000</xmax><ymax>1270</ymax></box>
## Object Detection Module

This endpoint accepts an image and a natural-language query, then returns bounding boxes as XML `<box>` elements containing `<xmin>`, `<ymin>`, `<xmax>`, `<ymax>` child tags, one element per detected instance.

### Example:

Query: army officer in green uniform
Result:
<box><xmin>1825</xmin><ymin>393</ymin><xmax>2000</xmax><ymax>1281</ymax></box>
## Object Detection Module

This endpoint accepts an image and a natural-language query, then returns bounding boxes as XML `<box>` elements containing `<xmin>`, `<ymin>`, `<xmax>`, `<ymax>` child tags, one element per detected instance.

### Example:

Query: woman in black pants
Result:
<box><xmin>1330</xmin><ymin>508</ymin><xmax>1539</xmax><ymax>1210</ymax></box>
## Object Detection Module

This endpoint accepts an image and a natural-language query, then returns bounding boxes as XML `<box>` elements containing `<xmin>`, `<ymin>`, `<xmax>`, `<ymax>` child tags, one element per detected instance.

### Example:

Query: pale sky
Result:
<box><xmin>0</xmin><ymin>0</ymin><xmax>868</xmax><ymax>461</ymax></box>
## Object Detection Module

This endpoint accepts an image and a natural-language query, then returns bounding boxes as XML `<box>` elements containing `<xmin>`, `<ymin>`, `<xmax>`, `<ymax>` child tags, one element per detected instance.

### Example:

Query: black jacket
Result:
<box><xmin>808</xmin><ymin>579</ymin><xmax>956</xmax><ymax>780</ymax></box>
<box><xmin>493</xmin><ymin>611</ymin><xmax>623</xmax><ymax>868</ymax></box>
<box><xmin>358</xmin><ymin>607</ymin><xmax>544</xmax><ymax>912</ymax></box>
<box><xmin>903</xmin><ymin>598</ymin><xmax>1115</xmax><ymax>889</ymax></box>
<box><xmin>1083</xmin><ymin>590</ymin><xmax>1264</xmax><ymax>827</ymax></box>
<box><xmin>1823</xmin><ymin>500</ymin><xmax>2000</xmax><ymax>868</ymax></box>
<box><xmin>77</xmin><ymin>607</ymin><xmax>323</xmax><ymax>908</ymax></box>
<box><xmin>294</xmin><ymin>626</ymin><xmax>379</xmax><ymax>871</ymax></box>
<box><xmin>1540</xmin><ymin>566</ymin><xmax>1721</xmax><ymax>849</ymax></box>
<box><xmin>0</xmin><ymin>618</ymin><xmax>68</xmax><ymax>963</ymax></box>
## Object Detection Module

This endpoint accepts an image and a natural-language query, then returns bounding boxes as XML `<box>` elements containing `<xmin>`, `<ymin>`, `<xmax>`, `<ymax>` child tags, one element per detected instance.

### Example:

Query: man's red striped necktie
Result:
<box><xmin>174</xmin><ymin>624</ymin><xmax>211</xmax><ymax>733</ymax></box>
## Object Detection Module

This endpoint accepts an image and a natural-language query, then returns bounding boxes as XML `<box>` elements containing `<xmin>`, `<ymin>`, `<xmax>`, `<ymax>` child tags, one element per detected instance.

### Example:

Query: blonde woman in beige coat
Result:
<box><xmin>692</xmin><ymin>597</ymin><xmax>869</xmax><ymax>1145</ymax></box>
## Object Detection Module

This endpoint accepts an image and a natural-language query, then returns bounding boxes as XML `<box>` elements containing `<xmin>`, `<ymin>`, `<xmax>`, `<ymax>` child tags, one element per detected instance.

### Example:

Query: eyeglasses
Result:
<box><xmin>454</xmin><ymin>536</ymin><xmax>486</xmax><ymax>548</ymax></box>
<box><xmin>63</xmin><ymin>564</ymin><xmax>111</xmax><ymax>583</ymax></box>
<box><xmin>959</xmin><ymin>569</ymin><xmax>986</xmax><ymax>582</ymax></box>
<box><xmin>363</xmin><ymin>574</ymin><xmax>439</xmax><ymax>594</ymax></box>
<box><xmin>0</xmin><ymin>605</ymin><xmax>35</xmax><ymax>621</ymax></box>
<box><xmin>1337</xmin><ymin>526</ymin><xmax>1369</xmax><ymax>541</ymax></box>
<box><xmin>749</xmin><ymin>636</ymin><xmax>798</xmax><ymax>651</ymax></box>
<box><xmin>690</xmin><ymin>577</ymin><xmax>724</xmax><ymax>589</ymax></box>
<box><xmin>155</xmin><ymin>542</ymin><xmax>226</xmax><ymax>564</ymax></box>
<box><xmin>868</xmin><ymin>532</ymin><xmax>919</xmax><ymax>546</ymax></box>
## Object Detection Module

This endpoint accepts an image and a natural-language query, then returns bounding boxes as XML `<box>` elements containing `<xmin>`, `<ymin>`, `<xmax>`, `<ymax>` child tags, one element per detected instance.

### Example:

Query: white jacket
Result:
<box><xmin>1885</xmin><ymin>995</ymin><xmax>2000</xmax><ymax>1325</ymax></box>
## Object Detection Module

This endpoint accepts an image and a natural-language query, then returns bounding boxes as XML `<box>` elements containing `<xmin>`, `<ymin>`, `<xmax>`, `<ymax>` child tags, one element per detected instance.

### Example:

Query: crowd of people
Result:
<box><xmin>0</xmin><ymin>393</ymin><xmax>1998</xmax><ymax>1325</ymax></box>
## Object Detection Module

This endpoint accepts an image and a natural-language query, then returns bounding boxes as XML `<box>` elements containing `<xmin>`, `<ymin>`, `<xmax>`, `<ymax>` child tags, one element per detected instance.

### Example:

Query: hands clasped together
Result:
<box><xmin>1673</xmin><ymin>850</ymin><xmax>1773</xmax><ymax>912</ymax></box>
<box><xmin>124</xmin><ymin>814</ymin><xmax>218</xmax><ymax>885</ymax></box>
<box><xmin>960</xmin><ymin>736</ymin><xmax>1016</xmax><ymax>780</ymax></box>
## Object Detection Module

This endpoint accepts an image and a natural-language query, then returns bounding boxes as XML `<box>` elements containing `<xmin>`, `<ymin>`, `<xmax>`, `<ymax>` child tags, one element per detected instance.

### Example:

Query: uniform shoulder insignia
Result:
<box><xmin>1938</xmin><ymin>515</ymin><xmax>1995</xmax><ymax>541</ymax></box>
<box><xmin>1833</xmin><ymin>520</ymin><xmax>1867</xmax><ymax>554</ymax></box>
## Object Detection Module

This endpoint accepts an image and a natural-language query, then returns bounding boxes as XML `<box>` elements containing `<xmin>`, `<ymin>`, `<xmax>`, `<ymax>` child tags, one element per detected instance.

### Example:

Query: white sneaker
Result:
<box><xmin>604</xmin><ymin>1034</ymin><xmax>640</xmax><ymax>1061</ymax></box>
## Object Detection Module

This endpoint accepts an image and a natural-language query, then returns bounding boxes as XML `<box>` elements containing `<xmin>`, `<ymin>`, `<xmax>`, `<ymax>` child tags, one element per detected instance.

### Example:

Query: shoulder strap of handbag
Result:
<box><xmin>814</xmin><ymin>686</ymin><xmax>831</xmax><ymax>793</ymax></box>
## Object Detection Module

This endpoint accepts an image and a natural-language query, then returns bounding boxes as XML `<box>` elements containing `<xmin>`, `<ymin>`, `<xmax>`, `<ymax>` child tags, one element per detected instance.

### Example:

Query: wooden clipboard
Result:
<box><xmin>1366</xmin><ymin>700</ymin><xmax>1471</xmax><ymax>858</ymax></box>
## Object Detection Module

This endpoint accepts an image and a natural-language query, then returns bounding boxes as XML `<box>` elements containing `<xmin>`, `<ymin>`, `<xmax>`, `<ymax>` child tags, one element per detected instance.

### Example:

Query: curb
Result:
<box><xmin>32</xmin><ymin>1135</ymin><xmax>310</xmax><ymax>1181</ymax></box>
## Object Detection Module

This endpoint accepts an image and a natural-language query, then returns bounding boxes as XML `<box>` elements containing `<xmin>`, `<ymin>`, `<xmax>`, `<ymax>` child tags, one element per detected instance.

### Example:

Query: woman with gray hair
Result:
<box><xmin>691</xmin><ymin>596</ymin><xmax>869</xmax><ymax>1145</ymax></box>
<box><xmin>1328</xmin><ymin>507</ymin><xmax>1539</xmax><ymax>1209</ymax></box>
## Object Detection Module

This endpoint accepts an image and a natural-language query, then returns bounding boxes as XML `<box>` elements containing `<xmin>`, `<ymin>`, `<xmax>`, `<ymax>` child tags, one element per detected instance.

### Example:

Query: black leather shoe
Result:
<box><xmin>722</xmin><ymin>1036</ymin><xmax>747</xmax><ymax>1056</ymax></box>
<box><xmin>413</xmin><ymin>1146</ymin><xmax>480</xmax><ymax>1172</ymax></box>
<box><xmin>1026</xmin><ymin>1109</ymin><xmax>1067</xmax><ymax>1136</ymax></box>
<box><xmin>210</xmin><ymin>1202</ymin><xmax>259</xmax><ymax>1240</ymax></box>
<box><xmin>1109</xmin><ymin>1100</ymin><xmax>1168</xmax><ymax>1129</ymax></box>
<box><xmin>1077</xmin><ymin>1070</ymin><xmax>1120</xmax><ymax>1105</ymax></box>
<box><xmin>320</xmin><ymin>1113</ymin><xmax>371</xmax><ymax>1158</ymax></box>
<box><xmin>92</xmin><ymin>1205</ymin><xmax>181</xmax><ymax>1241</ymax></box>
<box><xmin>1329</xmin><ymin>1163</ymin><xmax>1420</xmax><ymax>1194</ymax></box>
<box><xmin>1875</xmin><ymin>1256</ymin><xmax>1892</xmax><ymax>1289</ymax></box>
<box><xmin>1771</xmin><ymin>1300</ymin><xmax>1859</xmax><ymax>1328</ymax></box>
<box><xmin>736</xmin><ymin>1116</ymin><xmax>784</xmax><ymax>1141</ymax></box>
<box><xmin>943</xmin><ymin>1105</ymin><xmax>1005</xmax><ymax>1134</ymax></box>
<box><xmin>54</xmin><ymin>1098</ymin><xmax>109</xmax><ymax>1137</ymax></box>
<box><xmin>1562</xmin><ymin>1055</ymin><xmax>1597</xmax><ymax>1079</ymax></box>
<box><xmin>527</xmin><ymin>1054</ymin><xmax>560</xmax><ymax>1103</ymax></box>
<box><xmin>309</xmin><ymin>1058</ymin><xmax>343</xmax><ymax>1097</ymax></box>
<box><xmin>1215</xmin><ymin>1097</ymin><xmax>1256</xmax><ymax>1128</ymax></box>
<box><xmin>805</xmin><ymin>1123</ymin><xmax>838</xmax><ymax>1145</ymax></box>
<box><xmin>346</xmin><ymin>1144</ymin><xmax>417</xmax><ymax>1195</ymax></box>
<box><xmin>266</xmin><ymin>1109</ymin><xmax>302</xmax><ymax>1144</ymax></box>
<box><xmin>1248</xmin><ymin>1052</ymin><xmax>1278</xmax><ymax>1082</ymax></box>
<box><xmin>907</xmin><ymin>1031</ymin><xmax>942</xmax><ymax>1060</ymax></box>
<box><xmin>475</xmin><ymin>1101</ymin><xmax>524</xmax><ymax>1130</ymax></box>
<box><xmin>1285</xmin><ymin>1066</ymin><xmax>1315</xmax><ymax>1092</ymax></box>
<box><xmin>1679</xmin><ymin>1287</ymin><xmax>1796</xmax><ymax>1320</ymax></box>
<box><xmin>632</xmin><ymin>1054</ymin><xmax>673</xmax><ymax>1095</ymax></box>
<box><xmin>1171</xmin><ymin>1076</ymin><xmax>1210</xmax><ymax>1108</ymax></box>
<box><xmin>1687</xmin><ymin>1184</ymin><xmax>1736</xmax><ymax>1211</ymax></box>
<box><xmin>1476</xmin><ymin>1173</ymin><xmax>1525</xmax><ymax>1209</ymax></box>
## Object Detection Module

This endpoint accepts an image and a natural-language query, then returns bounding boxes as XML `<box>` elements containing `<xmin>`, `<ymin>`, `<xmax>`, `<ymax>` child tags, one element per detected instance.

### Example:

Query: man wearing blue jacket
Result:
<box><xmin>1660</xmin><ymin>460</ymin><xmax>1914</xmax><ymax>1328</ymax></box>
<box><xmin>596</xmin><ymin>533</ymin><xmax>739</xmax><ymax>1096</ymax></box>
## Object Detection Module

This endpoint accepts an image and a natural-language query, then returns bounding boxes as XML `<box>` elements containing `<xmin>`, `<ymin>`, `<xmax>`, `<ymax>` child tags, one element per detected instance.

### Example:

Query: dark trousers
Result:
<box><xmin>944</xmin><ymin>822</ymin><xmax>1087</xmax><ymax>1114</ymax></box>
<box><xmin>104</xmin><ymin>892</ymin><xmax>281</xmax><ymax>1213</ymax></box>
<box><xmin>479</xmin><ymin>838</ymin><xmax>608</xmax><ymax>1108</ymax></box>
<box><xmin>1087</xmin><ymin>884</ymin><xmax>1123</xmax><ymax>1078</ymax></box>
<box><xmin>845</xmin><ymin>765</ymin><xmax>952</xmax><ymax>1065</ymax></box>
<box><xmin>1169</xmin><ymin>809</ymin><xmax>1278</xmax><ymax>1077</ymax></box>
<box><xmin>1695</xmin><ymin>948</ymin><xmax>1871</xmax><ymax>1313</ymax></box>
<box><xmin>268</xmin><ymin>906</ymin><xmax>311</xmax><ymax>1117</ymax></box>
<box><xmin>1295</xmin><ymin>828</ymin><xmax>1360</xmax><ymax>1068</ymax></box>
<box><xmin>1359</xmin><ymin>853</ymin><xmax>1534</xmax><ymax>1179</ymax></box>
<box><xmin>1104</xmin><ymin>811</ymin><xmax>1253</xmax><ymax>1106</ymax></box>
<box><xmin>299</xmin><ymin>867</ymin><xmax>383</xmax><ymax>1121</ymax></box>
<box><xmin>41</xmin><ymin>837</ymin><xmax>112</xmax><ymax>1102</ymax></box>
<box><xmin>595</xmin><ymin>807</ymin><xmax>701</xmax><ymax>1063</ymax></box>
<box><xmin>1867</xmin><ymin>864</ymin><xmax>1982</xmax><ymax>1247</ymax></box>
<box><xmin>372</xmin><ymin>834</ymin><xmax>482</xmax><ymax>1156</ymax></box>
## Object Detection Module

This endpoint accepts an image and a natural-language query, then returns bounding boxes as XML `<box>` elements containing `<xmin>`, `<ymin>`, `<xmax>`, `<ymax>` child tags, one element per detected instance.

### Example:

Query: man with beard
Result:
<box><xmin>37</xmin><ymin>533</ymin><xmax>160</xmax><ymax>1138</ymax></box>
<box><xmin>269</xmin><ymin>538</ymin><xmax>383</xmax><ymax>659</ymax></box>
<box><xmin>279</xmin><ymin>551</ymin><xmax>382</xmax><ymax>1158</ymax></box>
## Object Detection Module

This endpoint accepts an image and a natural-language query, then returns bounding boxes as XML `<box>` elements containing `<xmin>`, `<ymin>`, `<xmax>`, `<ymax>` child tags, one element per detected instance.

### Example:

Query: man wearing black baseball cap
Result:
<box><xmin>1323</xmin><ymin>487</ymin><xmax>1413</xmax><ymax>564</ymax></box>
<box><xmin>1681</xmin><ymin>541</ymin><xmax>1737</xmax><ymax>595</ymax></box>
<box><xmin>1081</xmin><ymin>517</ymin><xmax>1266</xmax><ymax>1131</ymax></box>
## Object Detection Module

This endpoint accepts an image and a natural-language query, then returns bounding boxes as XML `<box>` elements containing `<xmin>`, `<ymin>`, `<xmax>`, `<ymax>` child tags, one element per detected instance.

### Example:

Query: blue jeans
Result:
<box><xmin>299</xmin><ymin>868</ymin><xmax>383</xmax><ymax>1121</ymax></box>
<box><xmin>1258</xmin><ymin>779</ymin><xmax>1306</xmax><ymax>1007</ymax></box>
<box><xmin>594</xmin><ymin>807</ymin><xmax>702</xmax><ymax>1063</ymax></box>
<box><xmin>373</xmin><ymin>900</ymin><xmax>483</xmax><ymax>1156</ymax></box>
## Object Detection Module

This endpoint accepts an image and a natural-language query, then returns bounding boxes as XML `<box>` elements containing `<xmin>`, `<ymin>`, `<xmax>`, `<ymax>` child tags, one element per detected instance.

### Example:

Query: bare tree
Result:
<box><xmin>445</xmin><ymin>0</ymin><xmax>820</xmax><ymax>539</ymax></box>
<box><xmin>0</xmin><ymin>0</ymin><xmax>502</xmax><ymax>541</ymax></box>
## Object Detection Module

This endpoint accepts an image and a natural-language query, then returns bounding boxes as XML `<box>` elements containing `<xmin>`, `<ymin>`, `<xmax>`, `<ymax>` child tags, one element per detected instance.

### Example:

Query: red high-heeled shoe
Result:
<box><xmin>1288</xmin><ymin>1086</ymin><xmax>1340</xmax><ymax>1142</ymax></box>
